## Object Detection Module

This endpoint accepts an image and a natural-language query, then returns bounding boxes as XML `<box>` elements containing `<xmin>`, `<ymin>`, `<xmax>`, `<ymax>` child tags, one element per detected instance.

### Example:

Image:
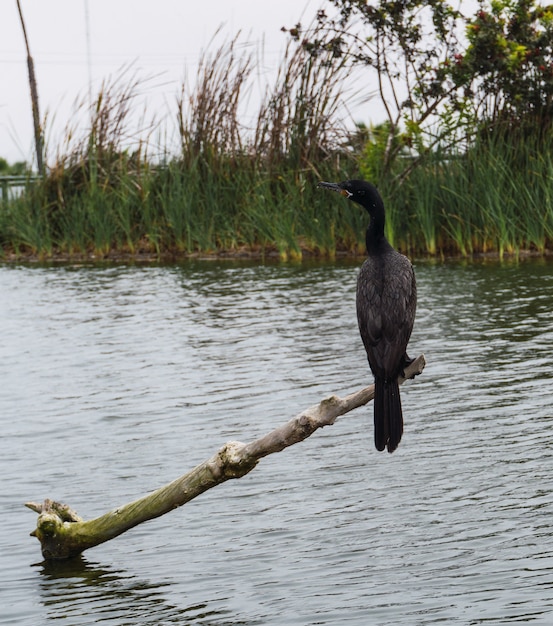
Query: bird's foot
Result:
<box><xmin>401</xmin><ymin>354</ymin><xmax>418</xmax><ymax>379</ymax></box>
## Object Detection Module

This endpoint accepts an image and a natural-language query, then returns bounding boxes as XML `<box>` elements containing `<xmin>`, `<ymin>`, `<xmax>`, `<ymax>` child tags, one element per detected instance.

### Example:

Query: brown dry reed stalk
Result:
<box><xmin>3</xmin><ymin>28</ymin><xmax>357</xmax><ymax>258</ymax></box>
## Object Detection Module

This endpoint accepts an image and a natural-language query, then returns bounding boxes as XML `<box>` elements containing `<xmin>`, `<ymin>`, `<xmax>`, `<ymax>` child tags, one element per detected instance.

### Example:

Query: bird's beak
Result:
<box><xmin>317</xmin><ymin>181</ymin><xmax>352</xmax><ymax>198</ymax></box>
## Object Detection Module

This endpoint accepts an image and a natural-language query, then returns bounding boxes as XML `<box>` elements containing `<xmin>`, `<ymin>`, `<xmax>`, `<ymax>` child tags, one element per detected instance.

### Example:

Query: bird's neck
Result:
<box><xmin>365</xmin><ymin>209</ymin><xmax>389</xmax><ymax>255</ymax></box>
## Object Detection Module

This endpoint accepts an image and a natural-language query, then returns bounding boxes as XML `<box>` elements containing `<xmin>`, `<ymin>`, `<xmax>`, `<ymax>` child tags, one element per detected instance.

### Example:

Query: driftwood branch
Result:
<box><xmin>27</xmin><ymin>354</ymin><xmax>425</xmax><ymax>560</ymax></box>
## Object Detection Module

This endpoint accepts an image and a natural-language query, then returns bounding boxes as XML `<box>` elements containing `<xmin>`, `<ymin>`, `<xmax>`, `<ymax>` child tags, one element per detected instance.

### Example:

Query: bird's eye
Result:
<box><xmin>358</xmin><ymin>190</ymin><xmax>365</xmax><ymax>197</ymax></box>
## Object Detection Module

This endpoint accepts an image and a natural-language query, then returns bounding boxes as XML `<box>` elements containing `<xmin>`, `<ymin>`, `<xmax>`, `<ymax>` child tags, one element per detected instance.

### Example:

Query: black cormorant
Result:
<box><xmin>318</xmin><ymin>179</ymin><xmax>416</xmax><ymax>453</ymax></box>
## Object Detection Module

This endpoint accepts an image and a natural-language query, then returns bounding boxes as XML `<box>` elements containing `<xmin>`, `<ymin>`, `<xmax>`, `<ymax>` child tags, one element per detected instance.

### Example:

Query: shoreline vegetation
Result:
<box><xmin>3</xmin><ymin>21</ymin><xmax>553</xmax><ymax>263</ymax></box>
<box><xmin>2</xmin><ymin>241</ymin><xmax>553</xmax><ymax>266</ymax></box>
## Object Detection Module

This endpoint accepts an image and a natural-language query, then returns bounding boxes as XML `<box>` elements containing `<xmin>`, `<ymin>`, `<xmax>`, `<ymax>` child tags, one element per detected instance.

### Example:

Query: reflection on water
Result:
<box><xmin>1</xmin><ymin>258</ymin><xmax>553</xmax><ymax>625</ymax></box>
<box><xmin>37</xmin><ymin>557</ymin><xmax>250</xmax><ymax>625</ymax></box>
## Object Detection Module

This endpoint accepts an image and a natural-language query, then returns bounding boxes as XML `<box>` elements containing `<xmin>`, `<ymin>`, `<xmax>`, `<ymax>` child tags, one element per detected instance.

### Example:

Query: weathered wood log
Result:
<box><xmin>26</xmin><ymin>354</ymin><xmax>425</xmax><ymax>560</ymax></box>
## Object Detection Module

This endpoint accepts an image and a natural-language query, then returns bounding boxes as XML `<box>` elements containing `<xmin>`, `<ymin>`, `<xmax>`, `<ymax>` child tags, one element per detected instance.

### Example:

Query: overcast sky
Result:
<box><xmin>1</xmin><ymin>0</ymin><xmax>334</xmax><ymax>165</ymax></box>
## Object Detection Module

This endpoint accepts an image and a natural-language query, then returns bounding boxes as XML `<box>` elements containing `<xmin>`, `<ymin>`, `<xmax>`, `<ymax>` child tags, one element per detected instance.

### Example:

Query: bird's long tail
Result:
<box><xmin>374</xmin><ymin>378</ymin><xmax>403</xmax><ymax>453</ymax></box>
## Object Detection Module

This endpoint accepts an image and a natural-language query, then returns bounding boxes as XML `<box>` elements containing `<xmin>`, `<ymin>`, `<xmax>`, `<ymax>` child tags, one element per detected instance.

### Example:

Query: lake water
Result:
<box><xmin>1</xmin><ymin>257</ymin><xmax>553</xmax><ymax>625</ymax></box>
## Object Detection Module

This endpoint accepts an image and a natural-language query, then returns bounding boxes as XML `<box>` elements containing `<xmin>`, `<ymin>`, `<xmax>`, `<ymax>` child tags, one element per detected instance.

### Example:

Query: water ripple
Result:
<box><xmin>1</xmin><ymin>258</ymin><xmax>553</xmax><ymax>624</ymax></box>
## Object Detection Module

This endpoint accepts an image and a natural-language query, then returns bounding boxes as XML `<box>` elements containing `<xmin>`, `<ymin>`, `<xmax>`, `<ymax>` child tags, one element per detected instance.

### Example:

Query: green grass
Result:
<box><xmin>370</xmin><ymin>132</ymin><xmax>553</xmax><ymax>258</ymax></box>
<box><xmin>6</xmin><ymin>131</ymin><xmax>553</xmax><ymax>260</ymax></box>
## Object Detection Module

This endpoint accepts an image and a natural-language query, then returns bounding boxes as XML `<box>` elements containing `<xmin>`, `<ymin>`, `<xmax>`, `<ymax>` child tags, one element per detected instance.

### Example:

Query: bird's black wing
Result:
<box><xmin>356</xmin><ymin>250</ymin><xmax>416</xmax><ymax>380</ymax></box>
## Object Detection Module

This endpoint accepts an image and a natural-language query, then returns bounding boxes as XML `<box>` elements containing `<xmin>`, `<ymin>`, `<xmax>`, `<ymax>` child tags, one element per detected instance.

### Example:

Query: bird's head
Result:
<box><xmin>317</xmin><ymin>179</ymin><xmax>383</xmax><ymax>214</ymax></box>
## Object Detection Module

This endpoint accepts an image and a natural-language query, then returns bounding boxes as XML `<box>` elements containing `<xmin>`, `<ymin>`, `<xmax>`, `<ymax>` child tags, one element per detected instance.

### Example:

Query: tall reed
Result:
<box><xmin>375</xmin><ymin>132</ymin><xmax>553</xmax><ymax>257</ymax></box>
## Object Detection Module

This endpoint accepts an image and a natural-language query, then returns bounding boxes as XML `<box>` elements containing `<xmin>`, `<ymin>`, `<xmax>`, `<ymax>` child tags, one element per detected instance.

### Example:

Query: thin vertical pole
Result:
<box><xmin>16</xmin><ymin>0</ymin><xmax>44</xmax><ymax>175</ymax></box>
<box><xmin>84</xmin><ymin>0</ymin><xmax>92</xmax><ymax>105</ymax></box>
